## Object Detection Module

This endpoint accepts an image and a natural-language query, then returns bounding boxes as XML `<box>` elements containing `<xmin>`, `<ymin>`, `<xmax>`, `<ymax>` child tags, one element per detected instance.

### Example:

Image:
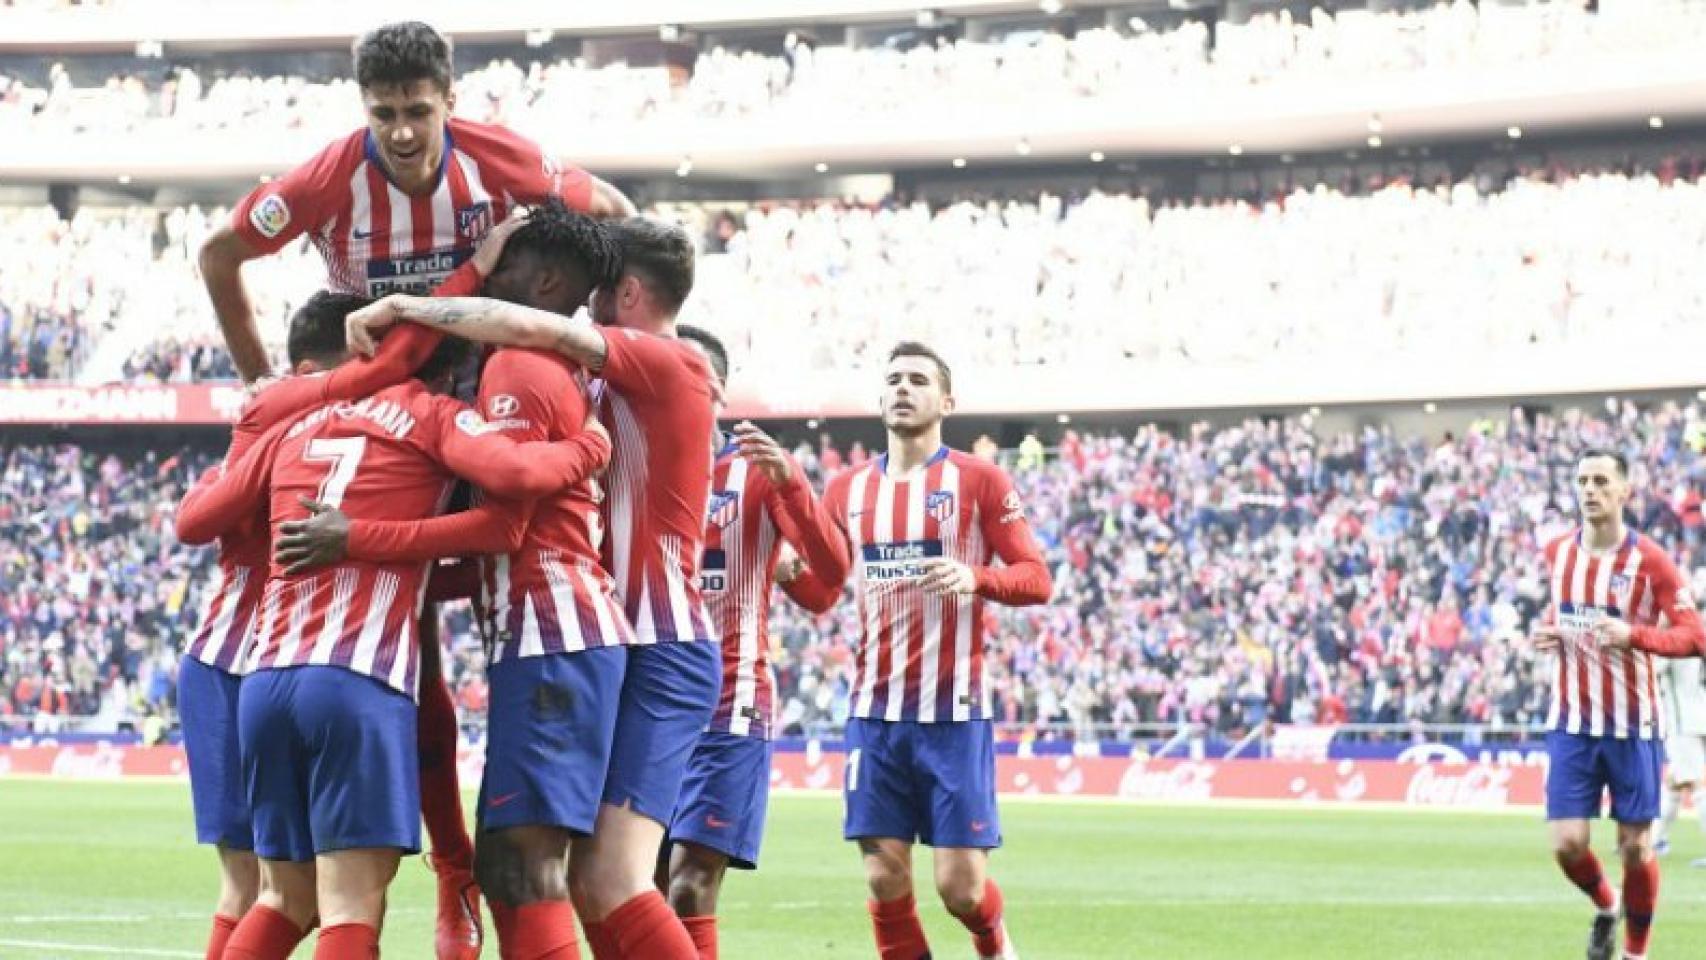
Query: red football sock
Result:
<box><xmin>204</xmin><ymin>913</ymin><xmax>240</xmax><ymax>960</ymax></box>
<box><xmin>1558</xmin><ymin>849</ymin><xmax>1617</xmax><ymax>911</ymax></box>
<box><xmin>313</xmin><ymin>922</ymin><xmax>378</xmax><ymax>959</ymax></box>
<box><xmin>605</xmin><ymin>891</ymin><xmax>697</xmax><ymax>959</ymax></box>
<box><xmin>508</xmin><ymin>900</ymin><xmax>582</xmax><ymax>960</ymax></box>
<box><xmin>224</xmin><ymin>905</ymin><xmax>307</xmax><ymax>960</ymax></box>
<box><xmin>582</xmin><ymin>919</ymin><xmax>618</xmax><ymax>960</ymax></box>
<box><xmin>679</xmin><ymin>916</ymin><xmax>717</xmax><ymax>960</ymax></box>
<box><xmin>490</xmin><ymin>900</ymin><xmax>518</xmax><ymax>960</ymax></box>
<box><xmin>418</xmin><ymin>663</ymin><xmax>473</xmax><ymax>872</ymax></box>
<box><xmin>948</xmin><ymin>879</ymin><xmax>1005</xmax><ymax>957</ymax></box>
<box><xmin>868</xmin><ymin>894</ymin><xmax>932</xmax><ymax>960</ymax></box>
<box><xmin>1623</xmin><ymin>857</ymin><xmax>1659</xmax><ymax>956</ymax></box>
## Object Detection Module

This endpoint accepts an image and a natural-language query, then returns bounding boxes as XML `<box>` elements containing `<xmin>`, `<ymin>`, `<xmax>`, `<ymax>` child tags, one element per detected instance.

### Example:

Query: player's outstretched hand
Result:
<box><xmin>472</xmin><ymin>210</ymin><xmax>529</xmax><ymax>278</ymax></box>
<box><xmin>1529</xmin><ymin>625</ymin><xmax>1563</xmax><ymax>653</ymax></box>
<box><xmin>1593</xmin><ymin>617</ymin><xmax>1634</xmax><ymax>651</ymax></box>
<box><xmin>345</xmin><ymin>295</ymin><xmax>414</xmax><ymax>357</ymax></box>
<box><xmin>275</xmin><ymin>496</ymin><xmax>351</xmax><ymax>574</ymax></box>
<box><xmin>733</xmin><ymin>421</ymin><xmax>791</xmax><ymax>485</ymax></box>
<box><xmin>917</xmin><ymin>557</ymin><xmax>976</xmax><ymax>596</ymax></box>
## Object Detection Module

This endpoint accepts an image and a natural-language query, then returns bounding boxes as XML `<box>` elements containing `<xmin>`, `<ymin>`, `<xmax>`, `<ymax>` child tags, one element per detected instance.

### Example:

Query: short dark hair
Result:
<box><xmin>354</xmin><ymin>21</ymin><xmax>453</xmax><ymax>93</ymax></box>
<box><xmin>287</xmin><ymin>291</ymin><xmax>369</xmax><ymax>367</ymax></box>
<box><xmin>677</xmin><ymin>324</ymin><xmax>728</xmax><ymax>384</ymax></box>
<box><xmin>415</xmin><ymin>335</ymin><xmax>471</xmax><ymax>386</ymax></box>
<box><xmin>887</xmin><ymin>340</ymin><xmax>953</xmax><ymax>395</ymax></box>
<box><xmin>606</xmin><ymin>217</ymin><xmax>695</xmax><ymax>314</ymax></box>
<box><xmin>500</xmin><ymin>197</ymin><xmax>624</xmax><ymax>289</ymax></box>
<box><xmin>1579</xmin><ymin>447</ymin><xmax>1629</xmax><ymax>478</ymax></box>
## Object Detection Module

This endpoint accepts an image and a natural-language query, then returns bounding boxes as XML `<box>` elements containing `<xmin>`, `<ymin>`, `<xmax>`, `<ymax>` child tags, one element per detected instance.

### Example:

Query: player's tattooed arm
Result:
<box><xmin>346</xmin><ymin>295</ymin><xmax>609</xmax><ymax>372</ymax></box>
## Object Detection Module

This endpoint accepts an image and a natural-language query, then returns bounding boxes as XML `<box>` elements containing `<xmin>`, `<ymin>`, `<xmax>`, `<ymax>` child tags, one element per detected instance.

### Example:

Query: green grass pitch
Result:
<box><xmin>1</xmin><ymin>780</ymin><xmax>1704</xmax><ymax>958</ymax></box>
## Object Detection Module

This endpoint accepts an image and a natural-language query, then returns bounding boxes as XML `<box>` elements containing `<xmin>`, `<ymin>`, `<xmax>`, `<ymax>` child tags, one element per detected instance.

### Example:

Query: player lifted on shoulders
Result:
<box><xmin>789</xmin><ymin>342</ymin><xmax>1051</xmax><ymax>960</ymax></box>
<box><xmin>198</xmin><ymin>24</ymin><xmax>633</xmax><ymax>956</ymax></box>
<box><xmin>347</xmin><ymin>217</ymin><xmax>720</xmax><ymax>958</ymax></box>
<box><xmin>659</xmin><ymin>329</ymin><xmax>851</xmax><ymax>959</ymax></box>
<box><xmin>1530</xmin><ymin>448</ymin><xmax>1706</xmax><ymax>960</ymax></box>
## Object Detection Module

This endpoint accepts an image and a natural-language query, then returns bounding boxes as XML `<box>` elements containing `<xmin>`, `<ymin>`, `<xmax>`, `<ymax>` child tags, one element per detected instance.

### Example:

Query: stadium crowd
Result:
<box><xmin>7</xmin><ymin>161</ymin><xmax>1706</xmax><ymax>385</ymax></box>
<box><xmin>2</xmin><ymin>1</ymin><xmax>1700</xmax><ymax>141</ymax></box>
<box><xmin>6</xmin><ymin>396</ymin><xmax>1705</xmax><ymax>741</ymax></box>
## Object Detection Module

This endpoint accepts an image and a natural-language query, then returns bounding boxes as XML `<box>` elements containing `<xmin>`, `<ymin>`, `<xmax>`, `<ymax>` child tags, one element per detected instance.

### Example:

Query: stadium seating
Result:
<box><xmin>7</xmin><ymin>395</ymin><xmax>1700</xmax><ymax>740</ymax></box>
<box><xmin>4</xmin><ymin>3</ymin><xmax>1703</xmax><ymax>140</ymax></box>
<box><xmin>7</xmin><ymin>164</ymin><xmax>1706</xmax><ymax>399</ymax></box>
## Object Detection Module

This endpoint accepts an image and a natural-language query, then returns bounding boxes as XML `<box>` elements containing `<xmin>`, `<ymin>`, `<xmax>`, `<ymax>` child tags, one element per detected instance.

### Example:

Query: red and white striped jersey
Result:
<box><xmin>176</xmin><ymin>379</ymin><xmax>607</xmax><ymax>699</ymax></box>
<box><xmin>822</xmin><ymin>447</ymin><xmax>1051</xmax><ymax>723</ymax></box>
<box><xmin>702</xmin><ymin>441</ymin><xmax>847</xmax><ymax>739</ymax></box>
<box><xmin>589</xmin><ymin>329</ymin><xmax>718</xmax><ymax>645</ymax></box>
<box><xmin>232</xmin><ymin>118</ymin><xmax>593</xmax><ymax>297</ymax></box>
<box><xmin>1545</xmin><ymin>529</ymin><xmax>1696</xmax><ymax>740</ymax></box>
<box><xmin>475</xmin><ymin>349</ymin><xmax>634</xmax><ymax>661</ymax></box>
<box><xmin>182</xmin><ymin>373</ymin><xmax>340</xmax><ymax>672</ymax></box>
<box><xmin>181</xmin><ymin>266</ymin><xmax>485</xmax><ymax>674</ymax></box>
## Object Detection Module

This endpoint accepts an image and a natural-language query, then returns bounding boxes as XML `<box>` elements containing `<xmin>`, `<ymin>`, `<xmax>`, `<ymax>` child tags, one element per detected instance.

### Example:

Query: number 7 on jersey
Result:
<box><xmin>303</xmin><ymin>437</ymin><xmax>367</xmax><ymax>508</ymax></box>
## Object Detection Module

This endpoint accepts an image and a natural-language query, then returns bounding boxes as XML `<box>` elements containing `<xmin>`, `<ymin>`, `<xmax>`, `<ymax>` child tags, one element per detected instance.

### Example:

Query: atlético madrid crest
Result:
<box><xmin>708</xmin><ymin>490</ymin><xmax>740</xmax><ymax>529</ymax></box>
<box><xmin>458</xmin><ymin>202</ymin><xmax>492</xmax><ymax>241</ymax></box>
<box><xmin>927</xmin><ymin>490</ymin><xmax>956</xmax><ymax>522</ymax></box>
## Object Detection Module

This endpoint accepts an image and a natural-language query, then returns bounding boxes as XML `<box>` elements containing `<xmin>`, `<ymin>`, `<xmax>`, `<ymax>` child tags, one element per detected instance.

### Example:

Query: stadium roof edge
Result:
<box><xmin>0</xmin><ymin>0</ymin><xmax>1121</xmax><ymax>52</ymax></box>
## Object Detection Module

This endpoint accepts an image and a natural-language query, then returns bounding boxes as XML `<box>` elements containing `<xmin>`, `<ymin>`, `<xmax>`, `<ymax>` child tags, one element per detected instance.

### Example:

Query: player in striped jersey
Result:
<box><xmin>272</xmin><ymin>205</ymin><xmax>639</xmax><ymax>959</ymax></box>
<box><xmin>200</xmin><ymin>20</ymin><xmax>632</xmax><ymax>383</ymax></box>
<box><xmin>181</xmin><ymin>269</ymin><xmax>482</xmax><ymax>960</ymax></box>
<box><xmin>658</xmin><ymin>329</ymin><xmax>851</xmax><ymax>959</ymax></box>
<box><xmin>197</xmin><ymin>27</ymin><xmax>633</xmax><ymax>954</ymax></box>
<box><xmin>176</xmin><ymin>307</ymin><xmax>611</xmax><ymax>960</ymax></box>
<box><xmin>788</xmin><ymin>341</ymin><xmax>1050</xmax><ymax>960</ymax></box>
<box><xmin>1530</xmin><ymin>449</ymin><xmax>1706</xmax><ymax>960</ymax></box>
<box><xmin>346</xmin><ymin>217</ymin><xmax>720</xmax><ymax>957</ymax></box>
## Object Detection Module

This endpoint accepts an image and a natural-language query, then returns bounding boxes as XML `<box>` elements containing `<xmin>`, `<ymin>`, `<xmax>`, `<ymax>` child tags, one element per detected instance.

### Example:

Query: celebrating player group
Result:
<box><xmin>173</xmin><ymin>20</ymin><xmax>1044</xmax><ymax>960</ymax></box>
<box><xmin>168</xmin><ymin>18</ymin><xmax>1706</xmax><ymax>960</ymax></box>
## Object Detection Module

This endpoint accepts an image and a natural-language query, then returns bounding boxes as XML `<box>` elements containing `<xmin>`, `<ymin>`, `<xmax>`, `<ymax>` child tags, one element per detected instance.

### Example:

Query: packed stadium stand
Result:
<box><xmin>9</xmin><ymin>393</ymin><xmax>1706</xmax><ymax>744</ymax></box>
<box><xmin>2</xmin><ymin>0</ymin><xmax>1702</xmax><ymax>749</ymax></box>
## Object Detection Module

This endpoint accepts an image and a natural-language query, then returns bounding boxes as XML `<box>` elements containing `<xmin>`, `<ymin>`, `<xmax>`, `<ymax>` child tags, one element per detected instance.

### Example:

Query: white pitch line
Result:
<box><xmin>0</xmin><ymin>938</ymin><xmax>199</xmax><ymax>957</ymax></box>
<box><xmin>0</xmin><ymin>915</ymin><xmax>202</xmax><ymax>925</ymax></box>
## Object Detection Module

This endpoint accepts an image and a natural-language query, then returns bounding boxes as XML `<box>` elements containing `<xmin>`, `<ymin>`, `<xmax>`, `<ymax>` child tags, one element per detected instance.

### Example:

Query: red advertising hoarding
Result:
<box><xmin>0</xmin><ymin>744</ymin><xmax>1546</xmax><ymax>810</ymax></box>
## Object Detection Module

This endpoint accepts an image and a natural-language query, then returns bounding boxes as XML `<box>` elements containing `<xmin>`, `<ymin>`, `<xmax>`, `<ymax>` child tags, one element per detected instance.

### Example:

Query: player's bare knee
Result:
<box><xmin>667</xmin><ymin>849</ymin><xmax>725</xmax><ymax>916</ymax></box>
<box><xmin>933</xmin><ymin>867</ymin><xmax>984</xmax><ymax>916</ymax></box>
<box><xmin>474</xmin><ymin>832</ymin><xmax>519</xmax><ymax>905</ymax></box>
<box><xmin>859</xmin><ymin>841</ymin><xmax>913</xmax><ymax>901</ymax></box>
<box><xmin>218</xmin><ymin>847</ymin><xmax>260</xmax><ymax>914</ymax></box>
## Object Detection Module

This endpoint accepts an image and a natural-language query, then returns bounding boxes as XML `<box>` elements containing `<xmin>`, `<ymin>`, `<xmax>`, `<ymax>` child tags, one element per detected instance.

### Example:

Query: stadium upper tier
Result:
<box><xmin>6</xmin><ymin>164</ymin><xmax>1706</xmax><ymax>412</ymax></box>
<box><xmin>2</xmin><ymin>1</ymin><xmax>1702</xmax><ymax>177</ymax></box>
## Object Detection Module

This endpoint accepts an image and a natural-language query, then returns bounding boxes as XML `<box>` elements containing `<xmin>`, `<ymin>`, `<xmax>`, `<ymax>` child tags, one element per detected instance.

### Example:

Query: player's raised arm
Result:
<box><xmin>176</xmin><ymin>418</ymin><xmax>289</xmax><ymax>545</ymax></box>
<box><xmin>427</xmin><ymin>395</ymin><xmax>610</xmax><ymax>502</ymax></box>
<box><xmin>775</xmin><ymin>471</ymin><xmax>856</xmax><ymax>613</ymax></box>
<box><xmin>736</xmin><ymin>422</ymin><xmax>852</xmax><ymax>592</ymax></box>
<box><xmin>347</xmin><ymin>295</ymin><xmax>610</xmax><ymax>373</ymax></box>
<box><xmin>201</xmin><ymin>138</ymin><xmax>346</xmax><ymax>383</ymax></box>
<box><xmin>198</xmin><ymin>226</ymin><xmax>273</xmax><ymax>383</ymax></box>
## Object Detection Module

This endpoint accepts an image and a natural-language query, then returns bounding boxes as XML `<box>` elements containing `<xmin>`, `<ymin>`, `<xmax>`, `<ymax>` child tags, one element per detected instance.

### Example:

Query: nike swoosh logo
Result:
<box><xmin>490</xmin><ymin>792</ymin><xmax>521</xmax><ymax>809</ymax></box>
<box><xmin>971</xmin><ymin>820</ymin><xmax>987</xmax><ymax>832</ymax></box>
<box><xmin>351</xmin><ymin>228</ymin><xmax>376</xmax><ymax>240</ymax></box>
<box><xmin>705</xmin><ymin>814</ymin><xmax>731</xmax><ymax>829</ymax></box>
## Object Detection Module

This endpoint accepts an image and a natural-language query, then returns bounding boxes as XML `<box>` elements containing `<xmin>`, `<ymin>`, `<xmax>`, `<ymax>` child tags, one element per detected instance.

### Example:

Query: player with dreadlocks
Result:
<box><xmin>274</xmin><ymin>198</ymin><xmax>630</xmax><ymax>958</ymax></box>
